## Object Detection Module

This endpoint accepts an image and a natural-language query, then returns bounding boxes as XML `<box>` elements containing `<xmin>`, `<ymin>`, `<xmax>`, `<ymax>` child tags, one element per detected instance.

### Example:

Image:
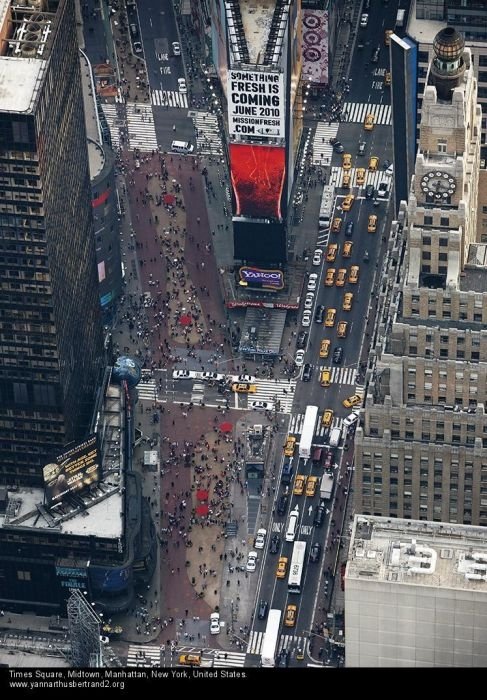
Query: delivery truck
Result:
<box><xmin>320</xmin><ymin>473</ymin><xmax>334</xmax><ymax>500</ymax></box>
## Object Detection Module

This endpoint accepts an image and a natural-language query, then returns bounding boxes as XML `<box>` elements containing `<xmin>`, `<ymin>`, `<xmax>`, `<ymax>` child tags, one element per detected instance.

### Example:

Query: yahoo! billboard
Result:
<box><xmin>239</xmin><ymin>266</ymin><xmax>285</xmax><ymax>291</ymax></box>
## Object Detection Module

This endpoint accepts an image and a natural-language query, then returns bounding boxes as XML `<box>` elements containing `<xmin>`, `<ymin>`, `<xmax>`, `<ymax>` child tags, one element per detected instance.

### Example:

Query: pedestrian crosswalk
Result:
<box><xmin>137</xmin><ymin>378</ymin><xmax>159</xmax><ymax>401</ymax></box>
<box><xmin>320</xmin><ymin>366</ymin><xmax>357</xmax><ymax>385</ymax></box>
<box><xmin>101</xmin><ymin>102</ymin><xmax>159</xmax><ymax>152</ymax></box>
<box><xmin>127</xmin><ymin>644</ymin><xmax>161</xmax><ymax>667</ymax></box>
<box><xmin>192</xmin><ymin>111</ymin><xmax>224</xmax><ymax>156</ymax></box>
<box><xmin>151</xmin><ymin>89</ymin><xmax>188</xmax><ymax>108</ymax></box>
<box><xmin>288</xmin><ymin>411</ymin><xmax>342</xmax><ymax>437</ymax></box>
<box><xmin>329</xmin><ymin>166</ymin><xmax>385</xmax><ymax>192</ymax></box>
<box><xmin>342</xmin><ymin>101</ymin><xmax>392</xmax><ymax>126</ymax></box>
<box><xmin>212</xmin><ymin>651</ymin><xmax>247</xmax><ymax>668</ymax></box>
<box><xmin>250</xmin><ymin>378</ymin><xmax>297</xmax><ymax>414</ymax></box>
<box><xmin>247</xmin><ymin>631</ymin><xmax>305</xmax><ymax>656</ymax></box>
<box><xmin>311</xmin><ymin>122</ymin><xmax>339</xmax><ymax>166</ymax></box>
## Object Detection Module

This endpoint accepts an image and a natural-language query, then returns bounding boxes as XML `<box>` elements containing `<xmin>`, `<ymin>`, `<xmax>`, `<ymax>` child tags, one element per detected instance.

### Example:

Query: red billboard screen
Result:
<box><xmin>229</xmin><ymin>144</ymin><xmax>286</xmax><ymax>220</ymax></box>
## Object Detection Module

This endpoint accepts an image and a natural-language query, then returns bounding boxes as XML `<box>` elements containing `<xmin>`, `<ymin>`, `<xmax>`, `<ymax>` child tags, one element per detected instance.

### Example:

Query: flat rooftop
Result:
<box><xmin>347</xmin><ymin>515</ymin><xmax>487</xmax><ymax>593</ymax></box>
<box><xmin>407</xmin><ymin>0</ymin><xmax>487</xmax><ymax>49</ymax></box>
<box><xmin>0</xmin><ymin>57</ymin><xmax>44</xmax><ymax>113</ymax></box>
<box><xmin>239</xmin><ymin>0</ymin><xmax>276</xmax><ymax>64</ymax></box>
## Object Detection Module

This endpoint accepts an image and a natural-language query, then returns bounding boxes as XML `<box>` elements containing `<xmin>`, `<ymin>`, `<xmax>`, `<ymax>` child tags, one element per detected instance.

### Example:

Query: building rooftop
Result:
<box><xmin>80</xmin><ymin>50</ymin><xmax>105</xmax><ymax>179</ymax></box>
<box><xmin>347</xmin><ymin>515</ymin><xmax>487</xmax><ymax>593</ymax></box>
<box><xmin>407</xmin><ymin>0</ymin><xmax>487</xmax><ymax>49</ymax></box>
<box><xmin>0</xmin><ymin>0</ymin><xmax>58</xmax><ymax>114</ymax></box>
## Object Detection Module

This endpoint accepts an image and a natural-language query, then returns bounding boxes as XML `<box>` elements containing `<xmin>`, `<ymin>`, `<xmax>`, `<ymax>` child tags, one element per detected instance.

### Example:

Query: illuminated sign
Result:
<box><xmin>230</xmin><ymin>144</ymin><xmax>286</xmax><ymax>220</ymax></box>
<box><xmin>226</xmin><ymin>300</ymin><xmax>299</xmax><ymax>310</ymax></box>
<box><xmin>228</xmin><ymin>69</ymin><xmax>285</xmax><ymax>138</ymax></box>
<box><xmin>43</xmin><ymin>434</ymin><xmax>101</xmax><ymax>506</ymax></box>
<box><xmin>239</xmin><ymin>267</ymin><xmax>284</xmax><ymax>290</ymax></box>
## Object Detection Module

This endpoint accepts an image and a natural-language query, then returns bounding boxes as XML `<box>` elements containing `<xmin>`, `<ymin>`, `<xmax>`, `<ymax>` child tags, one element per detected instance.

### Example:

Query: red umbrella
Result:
<box><xmin>196</xmin><ymin>489</ymin><xmax>209</xmax><ymax>502</ymax></box>
<box><xmin>219</xmin><ymin>421</ymin><xmax>233</xmax><ymax>433</ymax></box>
<box><xmin>163</xmin><ymin>193</ymin><xmax>176</xmax><ymax>206</ymax></box>
<box><xmin>196</xmin><ymin>504</ymin><xmax>209</xmax><ymax>516</ymax></box>
<box><xmin>179</xmin><ymin>314</ymin><xmax>192</xmax><ymax>326</ymax></box>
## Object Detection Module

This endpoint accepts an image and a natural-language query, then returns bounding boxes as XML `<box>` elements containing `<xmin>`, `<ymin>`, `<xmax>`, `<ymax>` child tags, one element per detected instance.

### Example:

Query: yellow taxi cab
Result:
<box><xmin>337</xmin><ymin>321</ymin><xmax>348</xmax><ymax>338</ymax></box>
<box><xmin>342</xmin><ymin>194</ymin><xmax>355</xmax><ymax>211</ymax></box>
<box><xmin>342</xmin><ymin>240</ymin><xmax>353</xmax><ymax>258</ymax></box>
<box><xmin>385</xmin><ymin>29</ymin><xmax>393</xmax><ymax>46</ymax></box>
<box><xmin>320</xmin><ymin>369</ymin><xmax>331</xmax><ymax>387</ymax></box>
<box><xmin>231</xmin><ymin>382</ymin><xmax>257</xmax><ymax>393</ymax></box>
<box><xmin>284</xmin><ymin>435</ymin><xmax>296</xmax><ymax>457</ymax></box>
<box><xmin>276</xmin><ymin>556</ymin><xmax>288</xmax><ymax>579</ymax></box>
<box><xmin>356</xmin><ymin>167</ymin><xmax>366</xmax><ymax>186</ymax></box>
<box><xmin>384</xmin><ymin>71</ymin><xmax>391</xmax><ymax>86</ymax></box>
<box><xmin>319</xmin><ymin>339</ymin><xmax>331</xmax><ymax>358</ymax></box>
<box><xmin>368</xmin><ymin>214</ymin><xmax>378</xmax><ymax>232</ymax></box>
<box><xmin>285</xmin><ymin>604</ymin><xmax>297</xmax><ymax>628</ymax></box>
<box><xmin>331</xmin><ymin>217</ymin><xmax>343</xmax><ymax>233</ymax></box>
<box><xmin>364</xmin><ymin>113</ymin><xmax>375</xmax><ymax>131</ymax></box>
<box><xmin>305</xmin><ymin>476</ymin><xmax>319</xmax><ymax>497</ymax></box>
<box><xmin>326</xmin><ymin>243</ymin><xmax>338</xmax><ymax>262</ymax></box>
<box><xmin>335</xmin><ymin>268</ymin><xmax>347</xmax><ymax>287</ymax></box>
<box><xmin>343</xmin><ymin>394</ymin><xmax>363</xmax><ymax>408</ymax></box>
<box><xmin>342</xmin><ymin>153</ymin><xmax>352</xmax><ymax>170</ymax></box>
<box><xmin>349</xmin><ymin>265</ymin><xmax>360</xmax><ymax>284</ymax></box>
<box><xmin>324</xmin><ymin>268</ymin><xmax>336</xmax><ymax>287</ymax></box>
<box><xmin>368</xmin><ymin>156</ymin><xmax>379</xmax><ymax>172</ymax></box>
<box><xmin>324</xmin><ymin>308</ymin><xmax>336</xmax><ymax>328</ymax></box>
<box><xmin>322</xmin><ymin>409</ymin><xmax>334</xmax><ymax>429</ymax></box>
<box><xmin>178</xmin><ymin>654</ymin><xmax>201</xmax><ymax>666</ymax></box>
<box><xmin>293</xmin><ymin>474</ymin><xmax>306</xmax><ymax>496</ymax></box>
<box><xmin>342</xmin><ymin>172</ymin><xmax>351</xmax><ymax>189</ymax></box>
<box><xmin>343</xmin><ymin>292</ymin><xmax>353</xmax><ymax>311</ymax></box>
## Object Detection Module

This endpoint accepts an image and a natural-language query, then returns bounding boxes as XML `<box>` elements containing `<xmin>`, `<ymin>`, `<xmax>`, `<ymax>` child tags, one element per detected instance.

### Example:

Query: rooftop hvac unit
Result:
<box><xmin>253</xmin><ymin>424</ymin><xmax>263</xmax><ymax>435</ymax></box>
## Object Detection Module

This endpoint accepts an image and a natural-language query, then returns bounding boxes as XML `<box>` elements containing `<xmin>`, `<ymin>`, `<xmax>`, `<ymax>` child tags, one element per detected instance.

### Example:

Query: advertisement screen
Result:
<box><xmin>227</xmin><ymin>69</ymin><xmax>285</xmax><ymax>139</ymax></box>
<box><xmin>233</xmin><ymin>219</ymin><xmax>286</xmax><ymax>265</ymax></box>
<box><xmin>43</xmin><ymin>434</ymin><xmax>101</xmax><ymax>506</ymax></box>
<box><xmin>239</xmin><ymin>266</ymin><xmax>285</xmax><ymax>291</ymax></box>
<box><xmin>230</xmin><ymin>144</ymin><xmax>286</xmax><ymax>221</ymax></box>
<box><xmin>302</xmin><ymin>10</ymin><xmax>329</xmax><ymax>85</ymax></box>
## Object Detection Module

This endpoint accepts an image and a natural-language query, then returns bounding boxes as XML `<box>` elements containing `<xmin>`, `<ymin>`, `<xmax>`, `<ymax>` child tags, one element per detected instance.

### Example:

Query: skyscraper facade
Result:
<box><xmin>354</xmin><ymin>28</ymin><xmax>487</xmax><ymax>525</ymax></box>
<box><xmin>0</xmin><ymin>0</ymin><xmax>104</xmax><ymax>484</ymax></box>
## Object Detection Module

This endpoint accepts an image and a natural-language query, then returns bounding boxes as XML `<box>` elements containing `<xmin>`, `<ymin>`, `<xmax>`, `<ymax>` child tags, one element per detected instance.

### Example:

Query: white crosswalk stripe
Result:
<box><xmin>289</xmin><ymin>411</ymin><xmax>342</xmax><ymax>438</ymax></box>
<box><xmin>311</xmin><ymin>122</ymin><xmax>339</xmax><ymax>166</ymax></box>
<box><xmin>315</xmin><ymin>416</ymin><xmax>343</xmax><ymax>438</ymax></box>
<box><xmin>151</xmin><ymin>89</ymin><xmax>188</xmax><ymax>108</ymax></box>
<box><xmin>251</xmin><ymin>379</ymin><xmax>297</xmax><ymax>414</ymax></box>
<box><xmin>100</xmin><ymin>103</ymin><xmax>124</xmax><ymax>149</ymax></box>
<box><xmin>212</xmin><ymin>651</ymin><xmax>247</xmax><ymax>667</ymax></box>
<box><xmin>317</xmin><ymin>366</ymin><xmax>357</xmax><ymax>385</ymax></box>
<box><xmin>329</xmin><ymin>166</ymin><xmax>385</xmax><ymax>192</ymax></box>
<box><xmin>342</xmin><ymin>102</ymin><xmax>392</xmax><ymax>125</ymax></box>
<box><xmin>126</xmin><ymin>102</ymin><xmax>158</xmax><ymax>150</ymax></box>
<box><xmin>354</xmin><ymin>384</ymin><xmax>366</xmax><ymax>398</ymax></box>
<box><xmin>137</xmin><ymin>378</ymin><xmax>159</xmax><ymax>401</ymax></box>
<box><xmin>192</xmin><ymin>111</ymin><xmax>224</xmax><ymax>156</ymax></box>
<box><xmin>247</xmin><ymin>631</ymin><xmax>305</xmax><ymax>656</ymax></box>
<box><xmin>127</xmin><ymin>644</ymin><xmax>161</xmax><ymax>667</ymax></box>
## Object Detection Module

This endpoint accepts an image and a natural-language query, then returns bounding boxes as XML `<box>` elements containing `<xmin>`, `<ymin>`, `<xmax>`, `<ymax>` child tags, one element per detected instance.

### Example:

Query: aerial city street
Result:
<box><xmin>1</xmin><ymin>0</ymin><xmax>487</xmax><ymax>676</ymax></box>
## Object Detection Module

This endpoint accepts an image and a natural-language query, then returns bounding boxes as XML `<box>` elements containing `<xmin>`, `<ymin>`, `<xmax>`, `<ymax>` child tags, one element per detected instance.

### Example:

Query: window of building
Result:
<box><xmin>423</xmin><ymin>251</ymin><xmax>431</xmax><ymax>260</ymax></box>
<box><xmin>437</xmin><ymin>139</ymin><xmax>447</xmax><ymax>153</ymax></box>
<box><xmin>439</xmin><ymin>237</ymin><xmax>448</xmax><ymax>246</ymax></box>
<box><xmin>440</xmin><ymin>217</ymin><xmax>449</xmax><ymax>227</ymax></box>
<box><xmin>438</xmin><ymin>252</ymin><xmax>447</xmax><ymax>261</ymax></box>
<box><xmin>423</xmin><ymin>234</ymin><xmax>432</xmax><ymax>243</ymax></box>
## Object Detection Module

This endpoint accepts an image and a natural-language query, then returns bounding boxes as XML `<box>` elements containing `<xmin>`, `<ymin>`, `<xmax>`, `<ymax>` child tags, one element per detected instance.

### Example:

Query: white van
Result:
<box><xmin>285</xmin><ymin>506</ymin><xmax>299</xmax><ymax>542</ymax></box>
<box><xmin>343</xmin><ymin>412</ymin><xmax>359</xmax><ymax>429</ymax></box>
<box><xmin>171</xmin><ymin>140</ymin><xmax>194</xmax><ymax>154</ymax></box>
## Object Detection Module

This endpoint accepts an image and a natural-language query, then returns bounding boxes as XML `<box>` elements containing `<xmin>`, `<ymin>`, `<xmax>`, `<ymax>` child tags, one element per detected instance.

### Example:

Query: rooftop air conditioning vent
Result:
<box><xmin>440</xmin><ymin>548</ymin><xmax>453</xmax><ymax>559</ymax></box>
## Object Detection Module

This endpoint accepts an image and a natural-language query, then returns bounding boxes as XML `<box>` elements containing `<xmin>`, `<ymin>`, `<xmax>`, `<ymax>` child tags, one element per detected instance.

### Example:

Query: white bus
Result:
<box><xmin>261</xmin><ymin>609</ymin><xmax>282</xmax><ymax>667</ymax></box>
<box><xmin>318</xmin><ymin>185</ymin><xmax>335</xmax><ymax>230</ymax></box>
<box><xmin>288</xmin><ymin>541</ymin><xmax>307</xmax><ymax>594</ymax></box>
<box><xmin>298</xmin><ymin>405</ymin><xmax>319</xmax><ymax>459</ymax></box>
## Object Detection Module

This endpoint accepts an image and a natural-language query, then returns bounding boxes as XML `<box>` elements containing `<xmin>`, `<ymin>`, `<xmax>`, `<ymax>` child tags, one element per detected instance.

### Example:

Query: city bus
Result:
<box><xmin>261</xmin><ymin>609</ymin><xmax>282</xmax><ymax>667</ymax></box>
<box><xmin>288</xmin><ymin>540</ymin><xmax>307</xmax><ymax>594</ymax></box>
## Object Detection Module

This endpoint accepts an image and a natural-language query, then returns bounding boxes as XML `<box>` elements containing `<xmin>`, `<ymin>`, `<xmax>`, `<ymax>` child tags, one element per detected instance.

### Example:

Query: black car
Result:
<box><xmin>270</xmin><ymin>534</ymin><xmax>280</xmax><ymax>554</ymax></box>
<box><xmin>302</xmin><ymin>363</ymin><xmax>313</xmax><ymax>382</ymax></box>
<box><xmin>310</xmin><ymin>542</ymin><xmax>322</xmax><ymax>563</ymax></box>
<box><xmin>281</xmin><ymin>460</ymin><xmax>293</xmax><ymax>484</ymax></box>
<box><xmin>277</xmin><ymin>495</ymin><xmax>288</xmax><ymax>516</ymax></box>
<box><xmin>333</xmin><ymin>143</ymin><xmax>345</xmax><ymax>154</ymax></box>
<box><xmin>296</xmin><ymin>330</ymin><xmax>308</xmax><ymax>350</ymax></box>
<box><xmin>345</xmin><ymin>221</ymin><xmax>354</xmax><ymax>236</ymax></box>
<box><xmin>333</xmin><ymin>347</ymin><xmax>343</xmax><ymax>364</ymax></box>
<box><xmin>314</xmin><ymin>502</ymin><xmax>326</xmax><ymax>527</ymax></box>
<box><xmin>365</xmin><ymin>184</ymin><xmax>375</xmax><ymax>199</ymax></box>
<box><xmin>257</xmin><ymin>600</ymin><xmax>269</xmax><ymax>620</ymax></box>
<box><xmin>378</xmin><ymin>182</ymin><xmax>388</xmax><ymax>198</ymax></box>
<box><xmin>315</xmin><ymin>305</ymin><xmax>326</xmax><ymax>324</ymax></box>
<box><xmin>277</xmin><ymin>650</ymin><xmax>290</xmax><ymax>668</ymax></box>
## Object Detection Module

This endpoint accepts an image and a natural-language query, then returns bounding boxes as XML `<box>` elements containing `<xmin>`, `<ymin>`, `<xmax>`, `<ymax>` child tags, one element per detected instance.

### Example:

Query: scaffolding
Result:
<box><xmin>67</xmin><ymin>589</ymin><xmax>103</xmax><ymax>667</ymax></box>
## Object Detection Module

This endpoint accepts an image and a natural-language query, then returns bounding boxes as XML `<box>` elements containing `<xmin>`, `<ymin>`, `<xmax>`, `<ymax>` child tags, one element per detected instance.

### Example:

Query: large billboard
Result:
<box><xmin>233</xmin><ymin>219</ymin><xmax>286</xmax><ymax>265</ymax></box>
<box><xmin>43</xmin><ymin>434</ymin><xmax>101</xmax><ymax>506</ymax></box>
<box><xmin>227</xmin><ymin>69</ymin><xmax>285</xmax><ymax>139</ymax></box>
<box><xmin>302</xmin><ymin>10</ymin><xmax>329</xmax><ymax>85</ymax></box>
<box><xmin>229</xmin><ymin>143</ymin><xmax>286</xmax><ymax>220</ymax></box>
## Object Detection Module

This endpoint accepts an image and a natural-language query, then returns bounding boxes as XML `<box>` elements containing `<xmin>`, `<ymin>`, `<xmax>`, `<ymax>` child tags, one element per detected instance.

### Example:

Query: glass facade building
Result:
<box><xmin>0</xmin><ymin>0</ymin><xmax>104</xmax><ymax>484</ymax></box>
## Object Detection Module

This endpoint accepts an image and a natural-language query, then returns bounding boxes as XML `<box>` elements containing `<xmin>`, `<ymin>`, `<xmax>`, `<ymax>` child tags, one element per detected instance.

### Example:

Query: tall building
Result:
<box><xmin>345</xmin><ymin>515</ymin><xmax>487</xmax><ymax>667</ymax></box>
<box><xmin>354</xmin><ymin>28</ymin><xmax>487</xmax><ymax>525</ymax></box>
<box><xmin>0</xmin><ymin>0</ymin><xmax>104</xmax><ymax>484</ymax></box>
<box><xmin>409</xmin><ymin>0</ymin><xmax>487</xmax><ymax>164</ymax></box>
